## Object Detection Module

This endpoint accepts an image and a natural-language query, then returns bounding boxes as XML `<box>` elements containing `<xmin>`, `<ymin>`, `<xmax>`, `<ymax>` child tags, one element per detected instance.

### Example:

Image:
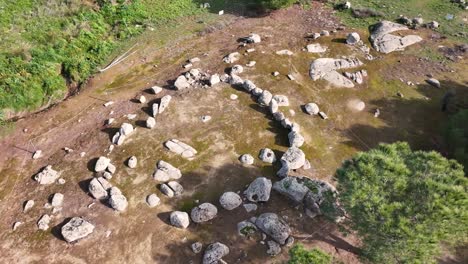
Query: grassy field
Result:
<box><xmin>0</xmin><ymin>0</ymin><xmax>202</xmax><ymax>118</ymax></box>
<box><xmin>331</xmin><ymin>0</ymin><xmax>467</xmax><ymax>40</ymax></box>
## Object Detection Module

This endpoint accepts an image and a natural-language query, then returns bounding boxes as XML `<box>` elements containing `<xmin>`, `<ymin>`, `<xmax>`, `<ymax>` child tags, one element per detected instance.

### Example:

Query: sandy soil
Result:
<box><xmin>0</xmin><ymin>2</ymin><xmax>466</xmax><ymax>263</ymax></box>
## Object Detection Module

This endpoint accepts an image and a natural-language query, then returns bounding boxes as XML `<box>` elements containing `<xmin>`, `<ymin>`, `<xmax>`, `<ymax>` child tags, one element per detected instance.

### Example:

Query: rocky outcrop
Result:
<box><xmin>164</xmin><ymin>139</ymin><xmax>197</xmax><ymax>159</ymax></box>
<box><xmin>219</xmin><ymin>192</ymin><xmax>242</xmax><ymax>210</ymax></box>
<box><xmin>244</xmin><ymin>177</ymin><xmax>272</xmax><ymax>202</ymax></box>
<box><xmin>369</xmin><ymin>21</ymin><xmax>422</xmax><ymax>54</ymax></box>
<box><xmin>34</xmin><ymin>165</ymin><xmax>59</xmax><ymax>185</ymax></box>
<box><xmin>255</xmin><ymin>213</ymin><xmax>291</xmax><ymax>245</ymax></box>
<box><xmin>153</xmin><ymin>160</ymin><xmax>182</xmax><ymax>181</ymax></box>
<box><xmin>202</xmin><ymin>242</ymin><xmax>229</xmax><ymax>264</ymax></box>
<box><xmin>309</xmin><ymin>58</ymin><xmax>363</xmax><ymax>88</ymax></box>
<box><xmin>61</xmin><ymin>217</ymin><xmax>95</xmax><ymax>243</ymax></box>
<box><xmin>273</xmin><ymin>176</ymin><xmax>342</xmax><ymax>220</ymax></box>
<box><xmin>191</xmin><ymin>203</ymin><xmax>218</xmax><ymax>223</ymax></box>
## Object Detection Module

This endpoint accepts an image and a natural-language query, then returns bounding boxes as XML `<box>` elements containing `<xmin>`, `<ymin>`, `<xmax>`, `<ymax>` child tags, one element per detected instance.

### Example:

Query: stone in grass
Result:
<box><xmin>61</xmin><ymin>217</ymin><xmax>95</xmax><ymax>243</ymax></box>
<box><xmin>192</xmin><ymin>242</ymin><xmax>203</xmax><ymax>254</ymax></box>
<box><xmin>259</xmin><ymin>148</ymin><xmax>276</xmax><ymax>163</ymax></box>
<box><xmin>219</xmin><ymin>192</ymin><xmax>242</xmax><ymax>210</ymax></box>
<box><xmin>146</xmin><ymin>194</ymin><xmax>160</xmax><ymax>208</ymax></box>
<box><xmin>146</xmin><ymin>117</ymin><xmax>156</xmax><ymax>129</ymax></box>
<box><xmin>34</xmin><ymin>165</ymin><xmax>59</xmax><ymax>185</ymax></box>
<box><xmin>127</xmin><ymin>156</ymin><xmax>137</xmax><ymax>168</ymax></box>
<box><xmin>244</xmin><ymin>177</ymin><xmax>272</xmax><ymax>202</ymax></box>
<box><xmin>170</xmin><ymin>211</ymin><xmax>190</xmax><ymax>229</ymax></box>
<box><xmin>191</xmin><ymin>203</ymin><xmax>218</xmax><ymax>223</ymax></box>
<box><xmin>202</xmin><ymin>242</ymin><xmax>229</xmax><ymax>264</ymax></box>
<box><xmin>239</xmin><ymin>154</ymin><xmax>254</xmax><ymax>165</ymax></box>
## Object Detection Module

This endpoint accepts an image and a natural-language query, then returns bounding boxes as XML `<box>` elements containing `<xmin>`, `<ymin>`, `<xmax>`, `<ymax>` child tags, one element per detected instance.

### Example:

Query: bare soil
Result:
<box><xmin>0</xmin><ymin>2</ymin><xmax>466</xmax><ymax>263</ymax></box>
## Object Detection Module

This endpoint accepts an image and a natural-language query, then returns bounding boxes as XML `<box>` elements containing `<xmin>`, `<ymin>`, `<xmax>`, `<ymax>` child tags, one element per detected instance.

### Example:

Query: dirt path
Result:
<box><xmin>0</xmin><ymin>2</ymin><xmax>466</xmax><ymax>263</ymax></box>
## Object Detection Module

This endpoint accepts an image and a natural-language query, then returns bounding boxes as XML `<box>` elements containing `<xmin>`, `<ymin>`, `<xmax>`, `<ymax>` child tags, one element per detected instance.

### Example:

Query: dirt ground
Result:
<box><xmin>0</xmin><ymin>2</ymin><xmax>467</xmax><ymax>263</ymax></box>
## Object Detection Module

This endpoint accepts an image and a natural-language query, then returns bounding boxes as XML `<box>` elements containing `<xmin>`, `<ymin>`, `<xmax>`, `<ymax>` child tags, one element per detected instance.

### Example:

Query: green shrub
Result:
<box><xmin>288</xmin><ymin>244</ymin><xmax>332</xmax><ymax>264</ymax></box>
<box><xmin>336</xmin><ymin>142</ymin><xmax>468</xmax><ymax>263</ymax></box>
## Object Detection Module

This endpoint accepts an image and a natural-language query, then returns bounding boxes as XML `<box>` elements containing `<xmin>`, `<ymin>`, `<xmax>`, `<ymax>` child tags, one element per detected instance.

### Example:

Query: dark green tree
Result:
<box><xmin>288</xmin><ymin>244</ymin><xmax>332</xmax><ymax>264</ymax></box>
<box><xmin>445</xmin><ymin>109</ymin><xmax>468</xmax><ymax>174</ymax></box>
<box><xmin>336</xmin><ymin>142</ymin><xmax>468</xmax><ymax>263</ymax></box>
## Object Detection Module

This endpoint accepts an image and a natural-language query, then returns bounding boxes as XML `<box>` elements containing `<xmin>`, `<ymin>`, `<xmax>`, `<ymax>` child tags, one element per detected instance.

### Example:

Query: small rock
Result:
<box><xmin>287</xmin><ymin>74</ymin><xmax>295</xmax><ymax>81</ymax></box>
<box><xmin>95</xmin><ymin>156</ymin><xmax>111</xmax><ymax>172</ymax></box>
<box><xmin>191</xmin><ymin>203</ymin><xmax>218</xmax><ymax>223</ymax></box>
<box><xmin>51</xmin><ymin>193</ymin><xmax>64</xmax><ymax>207</ymax></box>
<box><xmin>12</xmin><ymin>221</ymin><xmax>22</xmax><ymax>231</ymax></box>
<box><xmin>37</xmin><ymin>214</ymin><xmax>51</xmax><ymax>230</ymax></box>
<box><xmin>209</xmin><ymin>74</ymin><xmax>220</xmax><ymax>86</ymax></box>
<box><xmin>219</xmin><ymin>192</ymin><xmax>242</xmax><ymax>210</ymax></box>
<box><xmin>127</xmin><ymin>156</ymin><xmax>137</xmax><ymax>168</ymax></box>
<box><xmin>108</xmin><ymin>188</ymin><xmax>128</xmax><ymax>212</ymax></box>
<box><xmin>318</xmin><ymin>111</ymin><xmax>328</xmax><ymax>120</ymax></box>
<box><xmin>170</xmin><ymin>211</ymin><xmax>190</xmax><ymax>229</ymax></box>
<box><xmin>153</xmin><ymin>160</ymin><xmax>182</xmax><ymax>181</ymax></box>
<box><xmin>146</xmin><ymin>194</ymin><xmax>160</xmax><ymax>208</ymax></box>
<box><xmin>231</xmin><ymin>65</ymin><xmax>244</xmax><ymax>75</ymax></box>
<box><xmin>223</xmin><ymin>52</ymin><xmax>240</xmax><ymax>63</ymax></box>
<box><xmin>246</xmin><ymin>61</ymin><xmax>256</xmax><ymax>67</ymax></box>
<box><xmin>167</xmin><ymin>181</ymin><xmax>184</xmax><ymax>196</ymax></box>
<box><xmin>243</xmin><ymin>203</ymin><xmax>258</xmax><ymax>212</ymax></box>
<box><xmin>103</xmin><ymin>101</ymin><xmax>114</xmax><ymax>107</ymax></box>
<box><xmin>23</xmin><ymin>200</ymin><xmax>35</xmax><ymax>213</ymax></box>
<box><xmin>276</xmin><ymin>50</ymin><xmax>293</xmax><ymax>56</ymax></box>
<box><xmin>272</xmin><ymin>71</ymin><xmax>280</xmax><ymax>76</ymax></box>
<box><xmin>34</xmin><ymin>165</ymin><xmax>59</xmax><ymax>185</ymax></box>
<box><xmin>61</xmin><ymin>217</ymin><xmax>95</xmax><ymax>243</ymax></box>
<box><xmin>346</xmin><ymin>32</ymin><xmax>361</xmax><ymax>45</ymax></box>
<box><xmin>259</xmin><ymin>148</ymin><xmax>276</xmax><ymax>163</ymax></box>
<box><xmin>426</xmin><ymin>78</ymin><xmax>441</xmax><ymax>88</ymax></box>
<box><xmin>304</xmin><ymin>103</ymin><xmax>320</xmax><ymax>115</ymax></box>
<box><xmin>258</xmin><ymin>90</ymin><xmax>273</xmax><ymax>106</ymax></box>
<box><xmin>237</xmin><ymin>220</ymin><xmax>257</xmax><ymax>236</ymax></box>
<box><xmin>306</xmin><ymin>43</ymin><xmax>327</xmax><ymax>53</ymax></box>
<box><xmin>164</xmin><ymin>139</ymin><xmax>197</xmax><ymax>159</ymax></box>
<box><xmin>201</xmin><ymin>115</ymin><xmax>211</xmax><ymax>122</ymax></box>
<box><xmin>202</xmin><ymin>242</ymin><xmax>229</xmax><ymax>264</ymax></box>
<box><xmin>146</xmin><ymin>117</ymin><xmax>156</xmax><ymax>129</ymax></box>
<box><xmin>192</xmin><ymin>242</ymin><xmax>203</xmax><ymax>254</ymax></box>
<box><xmin>151</xmin><ymin>86</ymin><xmax>163</xmax><ymax>94</ymax></box>
<box><xmin>160</xmin><ymin>184</ymin><xmax>175</xmax><ymax>197</ymax></box>
<box><xmin>138</xmin><ymin>95</ymin><xmax>146</xmax><ymax>104</ymax></box>
<box><xmin>239</xmin><ymin>154</ymin><xmax>254</xmax><ymax>165</ymax></box>
<box><xmin>106</xmin><ymin>163</ymin><xmax>116</xmax><ymax>174</ymax></box>
<box><xmin>245</xmin><ymin>33</ymin><xmax>261</xmax><ymax>43</ymax></box>
<box><xmin>230</xmin><ymin>94</ymin><xmax>238</xmax><ymax>100</ymax></box>
<box><xmin>158</xmin><ymin>95</ymin><xmax>172</xmax><ymax>114</ymax></box>
<box><xmin>267</xmin><ymin>240</ymin><xmax>281</xmax><ymax>256</ymax></box>
<box><xmin>255</xmin><ymin>213</ymin><xmax>291</xmax><ymax>245</ymax></box>
<box><xmin>32</xmin><ymin>150</ymin><xmax>42</xmax><ymax>159</ymax></box>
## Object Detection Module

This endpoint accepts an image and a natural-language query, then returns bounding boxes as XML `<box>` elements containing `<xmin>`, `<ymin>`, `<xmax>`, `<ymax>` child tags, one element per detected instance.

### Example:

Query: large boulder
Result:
<box><xmin>277</xmin><ymin>147</ymin><xmax>306</xmax><ymax>177</ymax></box>
<box><xmin>164</xmin><ymin>139</ymin><xmax>197</xmax><ymax>159</ymax></box>
<box><xmin>219</xmin><ymin>192</ymin><xmax>242</xmax><ymax>210</ymax></box>
<box><xmin>88</xmin><ymin>178</ymin><xmax>109</xmax><ymax>200</ymax></box>
<box><xmin>258</xmin><ymin>90</ymin><xmax>273</xmax><ymax>106</ymax></box>
<box><xmin>170</xmin><ymin>211</ymin><xmax>190</xmax><ymax>229</ymax></box>
<box><xmin>245</xmin><ymin>33</ymin><xmax>261</xmax><ymax>43</ymax></box>
<box><xmin>37</xmin><ymin>214</ymin><xmax>51</xmax><ymax>230</ymax></box>
<box><xmin>255</xmin><ymin>213</ymin><xmax>291</xmax><ymax>245</ymax></box>
<box><xmin>202</xmin><ymin>242</ymin><xmax>230</xmax><ymax>264</ymax></box>
<box><xmin>309</xmin><ymin>58</ymin><xmax>363</xmax><ymax>88</ymax></box>
<box><xmin>167</xmin><ymin>181</ymin><xmax>184</xmax><ymax>196</ymax></box>
<box><xmin>244</xmin><ymin>177</ymin><xmax>272</xmax><ymax>202</ymax></box>
<box><xmin>108</xmin><ymin>187</ymin><xmax>128</xmax><ymax>212</ymax></box>
<box><xmin>369</xmin><ymin>21</ymin><xmax>422</xmax><ymax>54</ymax></box>
<box><xmin>51</xmin><ymin>193</ymin><xmax>64</xmax><ymax>207</ymax></box>
<box><xmin>191</xmin><ymin>203</ymin><xmax>218</xmax><ymax>223</ymax></box>
<box><xmin>34</xmin><ymin>165</ymin><xmax>59</xmax><ymax>185</ymax></box>
<box><xmin>273</xmin><ymin>176</ymin><xmax>310</xmax><ymax>203</ymax></box>
<box><xmin>153</xmin><ymin>160</ymin><xmax>182</xmax><ymax>182</ymax></box>
<box><xmin>306</xmin><ymin>43</ymin><xmax>327</xmax><ymax>53</ymax></box>
<box><xmin>61</xmin><ymin>217</ymin><xmax>95</xmax><ymax>243</ymax></box>
<box><xmin>346</xmin><ymin>32</ymin><xmax>361</xmax><ymax>45</ymax></box>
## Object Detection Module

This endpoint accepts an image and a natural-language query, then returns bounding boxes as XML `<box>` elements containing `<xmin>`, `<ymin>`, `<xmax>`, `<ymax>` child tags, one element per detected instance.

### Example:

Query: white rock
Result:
<box><xmin>306</xmin><ymin>43</ymin><xmax>327</xmax><ymax>53</ymax></box>
<box><xmin>273</xmin><ymin>95</ymin><xmax>289</xmax><ymax>106</ymax></box>
<box><xmin>151</xmin><ymin>86</ymin><xmax>163</xmax><ymax>94</ymax></box>
<box><xmin>95</xmin><ymin>156</ymin><xmax>110</xmax><ymax>172</ymax></box>
<box><xmin>230</xmin><ymin>94</ymin><xmax>238</xmax><ymax>100</ymax></box>
<box><xmin>174</xmin><ymin>75</ymin><xmax>190</xmax><ymax>90</ymax></box>
<box><xmin>259</xmin><ymin>148</ymin><xmax>276</xmax><ymax>163</ymax></box>
<box><xmin>127</xmin><ymin>156</ymin><xmax>137</xmax><ymax>168</ymax></box>
<box><xmin>346</xmin><ymin>32</ymin><xmax>361</xmax><ymax>45</ymax></box>
<box><xmin>167</xmin><ymin>181</ymin><xmax>184</xmax><ymax>196</ymax></box>
<box><xmin>288</xmin><ymin>131</ymin><xmax>305</xmax><ymax>148</ymax></box>
<box><xmin>164</xmin><ymin>139</ymin><xmax>197</xmax><ymax>159</ymax></box>
<box><xmin>239</xmin><ymin>154</ymin><xmax>254</xmax><ymax>165</ymax></box>
<box><xmin>258</xmin><ymin>90</ymin><xmax>273</xmax><ymax>106</ymax></box>
<box><xmin>219</xmin><ymin>192</ymin><xmax>242</xmax><ymax>210</ymax></box>
<box><xmin>23</xmin><ymin>200</ymin><xmax>35</xmax><ymax>213</ymax></box>
<box><xmin>223</xmin><ymin>52</ymin><xmax>240</xmax><ymax>63</ymax></box>
<box><xmin>170</xmin><ymin>211</ymin><xmax>190</xmax><ymax>228</ymax></box>
<box><xmin>158</xmin><ymin>95</ymin><xmax>172</xmax><ymax>114</ymax></box>
<box><xmin>209</xmin><ymin>74</ymin><xmax>220</xmax><ymax>86</ymax></box>
<box><xmin>88</xmin><ymin>178</ymin><xmax>109</xmax><ymax>200</ymax></box>
<box><xmin>61</xmin><ymin>217</ymin><xmax>95</xmax><ymax>243</ymax></box>
<box><xmin>51</xmin><ymin>193</ymin><xmax>64</xmax><ymax>207</ymax></box>
<box><xmin>146</xmin><ymin>194</ymin><xmax>160</xmax><ymax>208</ymax></box>
<box><xmin>304</xmin><ymin>103</ymin><xmax>320</xmax><ymax>115</ymax></box>
<box><xmin>37</xmin><ymin>214</ymin><xmax>51</xmax><ymax>230</ymax></box>
<box><xmin>109</xmin><ymin>189</ymin><xmax>128</xmax><ymax>212</ymax></box>
<box><xmin>152</xmin><ymin>103</ymin><xmax>159</xmax><ymax>117</ymax></box>
<box><xmin>103</xmin><ymin>101</ymin><xmax>114</xmax><ymax>107</ymax></box>
<box><xmin>32</xmin><ymin>150</ymin><xmax>42</xmax><ymax>159</ymax></box>
<box><xmin>138</xmin><ymin>95</ymin><xmax>146</xmax><ymax>104</ymax></box>
<box><xmin>153</xmin><ymin>160</ymin><xmax>182</xmax><ymax>181</ymax></box>
<box><xmin>119</xmin><ymin>123</ymin><xmax>134</xmax><ymax>136</ymax></box>
<box><xmin>160</xmin><ymin>184</ymin><xmax>175</xmax><ymax>197</ymax></box>
<box><xmin>34</xmin><ymin>165</ymin><xmax>59</xmax><ymax>185</ymax></box>
<box><xmin>12</xmin><ymin>221</ymin><xmax>22</xmax><ymax>231</ymax></box>
<box><xmin>146</xmin><ymin>117</ymin><xmax>156</xmax><ymax>129</ymax></box>
<box><xmin>231</xmin><ymin>65</ymin><xmax>244</xmax><ymax>75</ymax></box>
<box><xmin>276</xmin><ymin>50</ymin><xmax>294</xmax><ymax>56</ymax></box>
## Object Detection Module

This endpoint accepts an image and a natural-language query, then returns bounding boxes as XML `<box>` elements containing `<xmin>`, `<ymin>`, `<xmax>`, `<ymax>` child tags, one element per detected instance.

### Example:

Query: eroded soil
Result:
<box><xmin>0</xmin><ymin>3</ymin><xmax>467</xmax><ymax>263</ymax></box>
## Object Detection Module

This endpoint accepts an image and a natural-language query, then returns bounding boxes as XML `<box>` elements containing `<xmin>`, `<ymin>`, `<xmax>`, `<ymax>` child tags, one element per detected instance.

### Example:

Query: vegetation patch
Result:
<box><xmin>288</xmin><ymin>244</ymin><xmax>332</xmax><ymax>264</ymax></box>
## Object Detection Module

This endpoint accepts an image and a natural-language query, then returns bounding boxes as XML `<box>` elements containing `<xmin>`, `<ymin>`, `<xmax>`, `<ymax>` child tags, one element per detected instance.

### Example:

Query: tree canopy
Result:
<box><xmin>336</xmin><ymin>142</ymin><xmax>468</xmax><ymax>263</ymax></box>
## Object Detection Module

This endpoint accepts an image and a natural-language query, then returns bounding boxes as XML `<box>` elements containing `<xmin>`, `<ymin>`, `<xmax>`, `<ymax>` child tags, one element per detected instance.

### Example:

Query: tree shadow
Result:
<box><xmin>341</xmin><ymin>80</ymin><xmax>468</xmax><ymax>153</ymax></box>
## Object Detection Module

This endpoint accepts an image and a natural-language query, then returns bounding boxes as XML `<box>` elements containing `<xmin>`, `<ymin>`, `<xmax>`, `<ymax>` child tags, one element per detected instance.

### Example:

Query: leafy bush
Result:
<box><xmin>288</xmin><ymin>244</ymin><xmax>332</xmax><ymax>264</ymax></box>
<box><xmin>336</xmin><ymin>142</ymin><xmax>468</xmax><ymax>263</ymax></box>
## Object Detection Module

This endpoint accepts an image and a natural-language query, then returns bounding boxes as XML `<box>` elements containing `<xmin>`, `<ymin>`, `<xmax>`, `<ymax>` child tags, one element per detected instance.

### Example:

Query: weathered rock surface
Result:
<box><xmin>306</xmin><ymin>43</ymin><xmax>327</xmax><ymax>53</ymax></box>
<box><xmin>37</xmin><ymin>214</ymin><xmax>51</xmax><ymax>230</ymax></box>
<box><xmin>219</xmin><ymin>192</ymin><xmax>242</xmax><ymax>210</ymax></box>
<box><xmin>369</xmin><ymin>21</ymin><xmax>422</xmax><ymax>54</ymax></box>
<box><xmin>34</xmin><ymin>165</ymin><xmax>59</xmax><ymax>185</ymax></box>
<box><xmin>273</xmin><ymin>176</ymin><xmax>310</xmax><ymax>203</ymax></box>
<box><xmin>309</xmin><ymin>58</ymin><xmax>363</xmax><ymax>88</ymax></box>
<box><xmin>170</xmin><ymin>211</ymin><xmax>190</xmax><ymax>229</ymax></box>
<box><xmin>127</xmin><ymin>156</ymin><xmax>137</xmax><ymax>168</ymax></box>
<box><xmin>146</xmin><ymin>194</ymin><xmax>160</xmax><ymax>208</ymax></box>
<box><xmin>202</xmin><ymin>242</ymin><xmax>229</xmax><ymax>264</ymax></box>
<box><xmin>258</xmin><ymin>90</ymin><xmax>273</xmax><ymax>106</ymax></box>
<box><xmin>259</xmin><ymin>148</ymin><xmax>276</xmax><ymax>163</ymax></box>
<box><xmin>191</xmin><ymin>203</ymin><xmax>218</xmax><ymax>223</ymax></box>
<box><xmin>426</xmin><ymin>78</ymin><xmax>441</xmax><ymax>88</ymax></box>
<box><xmin>174</xmin><ymin>75</ymin><xmax>190</xmax><ymax>90</ymax></box>
<box><xmin>346</xmin><ymin>32</ymin><xmax>361</xmax><ymax>45</ymax></box>
<box><xmin>95</xmin><ymin>156</ymin><xmax>110</xmax><ymax>172</ymax></box>
<box><xmin>153</xmin><ymin>160</ymin><xmax>182</xmax><ymax>181</ymax></box>
<box><xmin>61</xmin><ymin>217</ymin><xmax>95</xmax><ymax>243</ymax></box>
<box><xmin>158</xmin><ymin>95</ymin><xmax>172</xmax><ymax>114</ymax></box>
<box><xmin>23</xmin><ymin>200</ymin><xmax>35</xmax><ymax>212</ymax></box>
<box><xmin>167</xmin><ymin>181</ymin><xmax>184</xmax><ymax>196</ymax></box>
<box><xmin>244</xmin><ymin>177</ymin><xmax>272</xmax><ymax>202</ymax></box>
<box><xmin>277</xmin><ymin>147</ymin><xmax>306</xmax><ymax>177</ymax></box>
<box><xmin>223</xmin><ymin>52</ymin><xmax>240</xmax><ymax>63</ymax></box>
<box><xmin>245</xmin><ymin>33</ymin><xmax>261</xmax><ymax>43</ymax></box>
<box><xmin>239</xmin><ymin>154</ymin><xmax>254</xmax><ymax>165</ymax></box>
<box><xmin>255</xmin><ymin>213</ymin><xmax>291</xmax><ymax>245</ymax></box>
<box><xmin>164</xmin><ymin>139</ymin><xmax>197</xmax><ymax>158</ymax></box>
<box><xmin>288</xmin><ymin>131</ymin><xmax>305</xmax><ymax>148</ymax></box>
<box><xmin>160</xmin><ymin>184</ymin><xmax>174</xmax><ymax>197</ymax></box>
<box><xmin>237</xmin><ymin>220</ymin><xmax>257</xmax><ymax>236</ymax></box>
<box><xmin>272</xmin><ymin>95</ymin><xmax>289</xmax><ymax>106</ymax></box>
<box><xmin>267</xmin><ymin>240</ymin><xmax>282</xmax><ymax>256</ymax></box>
<box><xmin>243</xmin><ymin>203</ymin><xmax>258</xmax><ymax>212</ymax></box>
<box><xmin>192</xmin><ymin>242</ymin><xmax>203</xmax><ymax>254</ymax></box>
<box><xmin>88</xmin><ymin>178</ymin><xmax>109</xmax><ymax>200</ymax></box>
<box><xmin>51</xmin><ymin>193</ymin><xmax>64</xmax><ymax>207</ymax></box>
<box><xmin>304</xmin><ymin>103</ymin><xmax>320</xmax><ymax>115</ymax></box>
<box><xmin>108</xmin><ymin>187</ymin><xmax>128</xmax><ymax>212</ymax></box>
